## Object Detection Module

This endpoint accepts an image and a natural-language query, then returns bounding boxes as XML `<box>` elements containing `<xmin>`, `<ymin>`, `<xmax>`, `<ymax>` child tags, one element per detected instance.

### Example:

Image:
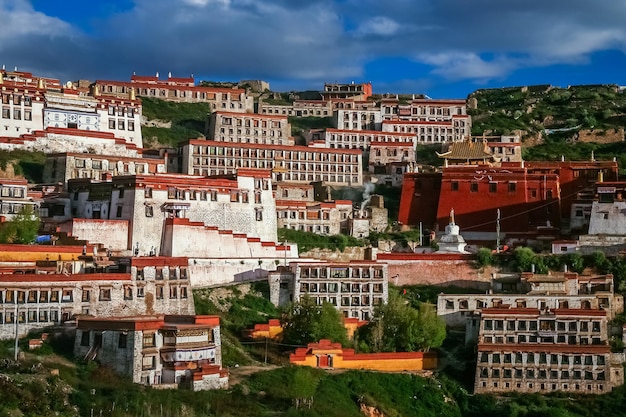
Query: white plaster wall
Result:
<box><xmin>0</xmin><ymin>99</ymin><xmax>43</xmax><ymax>136</ymax></box>
<box><xmin>0</xmin><ymin>131</ymin><xmax>139</xmax><ymax>156</ymax></box>
<box><xmin>588</xmin><ymin>202</ymin><xmax>626</xmax><ymax>235</ymax></box>
<box><xmin>61</xmin><ymin>219</ymin><xmax>129</xmax><ymax>251</ymax></box>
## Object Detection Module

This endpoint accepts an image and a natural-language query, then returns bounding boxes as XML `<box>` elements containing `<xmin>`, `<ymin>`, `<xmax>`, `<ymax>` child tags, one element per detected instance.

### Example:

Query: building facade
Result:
<box><xmin>276</xmin><ymin>199</ymin><xmax>353</xmax><ymax>235</ymax></box>
<box><xmin>259</xmin><ymin>100</ymin><xmax>332</xmax><ymax>118</ymax></box>
<box><xmin>474</xmin><ymin>307</ymin><xmax>624</xmax><ymax>394</ymax></box>
<box><xmin>0</xmin><ymin>178</ymin><xmax>39</xmax><ymax>220</ymax></box>
<box><xmin>67</xmin><ymin>170</ymin><xmax>278</xmax><ymax>254</ymax></box>
<box><xmin>95</xmin><ymin>74</ymin><xmax>253</xmax><ymax>111</ymax></box>
<box><xmin>182</xmin><ymin>140</ymin><xmax>363</xmax><ymax>187</ymax></box>
<box><xmin>0</xmin><ymin>256</ymin><xmax>194</xmax><ymax>339</ymax></box>
<box><xmin>324</xmin><ymin>128</ymin><xmax>416</xmax><ymax>150</ymax></box>
<box><xmin>287</xmin><ymin>261</ymin><xmax>389</xmax><ymax>321</ymax></box>
<box><xmin>321</xmin><ymin>82</ymin><xmax>373</xmax><ymax>101</ymax></box>
<box><xmin>332</xmin><ymin>107</ymin><xmax>382</xmax><ymax>131</ymax></box>
<box><xmin>74</xmin><ymin>315</ymin><xmax>229</xmax><ymax>390</ymax></box>
<box><xmin>43</xmin><ymin>152</ymin><xmax>167</xmax><ymax>185</ymax></box>
<box><xmin>207</xmin><ymin>111</ymin><xmax>292</xmax><ymax>146</ymax></box>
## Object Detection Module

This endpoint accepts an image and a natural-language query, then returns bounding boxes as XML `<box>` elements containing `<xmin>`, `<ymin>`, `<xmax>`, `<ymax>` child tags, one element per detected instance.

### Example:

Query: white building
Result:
<box><xmin>67</xmin><ymin>170</ymin><xmax>278</xmax><ymax>255</ymax></box>
<box><xmin>74</xmin><ymin>315</ymin><xmax>228</xmax><ymax>390</ymax></box>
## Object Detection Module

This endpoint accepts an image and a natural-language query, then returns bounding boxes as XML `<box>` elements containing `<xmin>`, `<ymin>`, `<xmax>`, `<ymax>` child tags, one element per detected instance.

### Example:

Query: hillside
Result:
<box><xmin>469</xmin><ymin>84</ymin><xmax>626</xmax><ymax>141</ymax></box>
<box><xmin>3</xmin><ymin>282</ymin><xmax>626</xmax><ymax>417</ymax></box>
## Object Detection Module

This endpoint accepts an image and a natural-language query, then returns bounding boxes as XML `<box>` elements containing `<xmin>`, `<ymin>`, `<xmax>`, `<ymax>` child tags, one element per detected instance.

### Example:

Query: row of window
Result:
<box><xmin>218</xmin><ymin>127</ymin><xmax>284</xmax><ymax>137</ymax></box>
<box><xmin>478</xmin><ymin>367</ymin><xmax>606</xmax><ymax>381</ymax></box>
<box><xmin>477</xmin><ymin>380</ymin><xmax>607</xmax><ymax>392</ymax></box>
<box><xmin>483</xmin><ymin>334</ymin><xmax>603</xmax><ymax>345</ymax></box>
<box><xmin>107</xmin><ymin>106</ymin><xmax>135</xmax><ymax>117</ymax></box>
<box><xmin>108</xmin><ymin>119</ymin><xmax>135</xmax><ymax>131</ymax></box>
<box><xmin>300</xmin><ymin>282</ymin><xmax>385</xmax><ymax>293</ymax></box>
<box><xmin>1</xmin><ymin>94</ymin><xmax>33</xmax><ymax>106</ymax></box>
<box><xmin>300</xmin><ymin>267</ymin><xmax>385</xmax><ymax>279</ymax></box>
<box><xmin>278</xmin><ymin>211</ymin><xmax>339</xmax><ymax>220</ymax></box>
<box><xmin>0</xmin><ymin>285</ymin><xmax>189</xmax><ymax>304</ymax></box>
<box><xmin>328</xmin><ymin>135</ymin><xmax>414</xmax><ymax>143</ymax></box>
<box><xmin>220</xmin><ymin>117</ymin><xmax>283</xmax><ymax>128</ymax></box>
<box><xmin>1</xmin><ymin>309</ymin><xmax>59</xmax><ymax>324</ymax></box>
<box><xmin>261</xmin><ymin>107</ymin><xmax>329</xmax><ymax>117</ymax></box>
<box><xmin>1</xmin><ymin>108</ymin><xmax>32</xmax><ymax>120</ymax></box>
<box><xmin>479</xmin><ymin>352</ymin><xmax>606</xmax><ymax>366</ymax></box>
<box><xmin>305</xmin><ymin>295</ymin><xmax>384</xmax><ymax>307</ymax></box>
<box><xmin>444</xmin><ymin>297</ymin><xmax>596</xmax><ymax>310</ymax></box>
<box><xmin>0</xmin><ymin>186</ymin><xmax>25</xmax><ymax>198</ymax></box>
<box><xmin>281</xmin><ymin>224</ymin><xmax>333</xmax><ymax>234</ymax></box>
<box><xmin>191</xmin><ymin>167</ymin><xmax>360</xmax><ymax>185</ymax></box>
<box><xmin>136</xmin><ymin>267</ymin><xmax>188</xmax><ymax>280</ymax></box>
<box><xmin>483</xmin><ymin>319</ymin><xmax>602</xmax><ymax>332</ymax></box>
<box><xmin>195</xmin><ymin>146</ymin><xmax>360</xmax><ymax>162</ymax></box>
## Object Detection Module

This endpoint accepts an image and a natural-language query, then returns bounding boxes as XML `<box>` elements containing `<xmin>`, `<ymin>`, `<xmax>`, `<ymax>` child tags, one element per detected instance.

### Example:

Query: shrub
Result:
<box><xmin>476</xmin><ymin>248</ymin><xmax>493</xmax><ymax>268</ymax></box>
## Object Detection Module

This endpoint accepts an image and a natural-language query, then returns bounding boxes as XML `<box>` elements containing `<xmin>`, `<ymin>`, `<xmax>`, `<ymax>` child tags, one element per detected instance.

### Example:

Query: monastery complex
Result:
<box><xmin>0</xmin><ymin>68</ymin><xmax>624</xmax><ymax>394</ymax></box>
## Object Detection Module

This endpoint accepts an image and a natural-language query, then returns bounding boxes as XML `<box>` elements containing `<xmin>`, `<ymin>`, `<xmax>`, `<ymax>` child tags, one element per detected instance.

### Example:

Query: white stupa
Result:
<box><xmin>436</xmin><ymin>209</ymin><xmax>469</xmax><ymax>254</ymax></box>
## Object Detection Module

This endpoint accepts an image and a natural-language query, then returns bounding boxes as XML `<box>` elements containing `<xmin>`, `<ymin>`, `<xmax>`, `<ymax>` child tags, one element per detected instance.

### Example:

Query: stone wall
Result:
<box><xmin>377</xmin><ymin>253</ymin><xmax>491</xmax><ymax>289</ymax></box>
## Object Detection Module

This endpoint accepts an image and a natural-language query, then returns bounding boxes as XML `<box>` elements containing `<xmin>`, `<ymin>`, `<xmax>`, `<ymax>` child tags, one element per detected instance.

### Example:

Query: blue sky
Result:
<box><xmin>3</xmin><ymin>0</ymin><xmax>626</xmax><ymax>98</ymax></box>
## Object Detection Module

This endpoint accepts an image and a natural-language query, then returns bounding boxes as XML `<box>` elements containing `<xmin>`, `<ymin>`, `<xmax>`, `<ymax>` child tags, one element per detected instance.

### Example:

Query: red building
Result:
<box><xmin>436</xmin><ymin>165</ymin><xmax>561</xmax><ymax>235</ymax></box>
<box><xmin>397</xmin><ymin>172</ymin><xmax>441</xmax><ymax>229</ymax></box>
<box><xmin>399</xmin><ymin>161</ymin><xmax>619</xmax><ymax>239</ymax></box>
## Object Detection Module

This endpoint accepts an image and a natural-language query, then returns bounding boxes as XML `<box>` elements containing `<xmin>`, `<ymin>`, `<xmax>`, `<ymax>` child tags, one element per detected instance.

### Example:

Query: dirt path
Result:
<box><xmin>227</xmin><ymin>364</ymin><xmax>280</xmax><ymax>386</ymax></box>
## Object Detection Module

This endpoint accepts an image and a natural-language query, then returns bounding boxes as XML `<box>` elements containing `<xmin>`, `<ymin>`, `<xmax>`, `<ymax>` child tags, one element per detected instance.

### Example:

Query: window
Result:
<box><xmin>81</xmin><ymin>290</ymin><xmax>90</xmax><ymax>302</ymax></box>
<box><xmin>470</xmin><ymin>182</ymin><xmax>478</xmax><ymax>192</ymax></box>
<box><xmin>255</xmin><ymin>209</ymin><xmax>263</xmax><ymax>221</ymax></box>
<box><xmin>451</xmin><ymin>181</ymin><xmax>459</xmax><ymax>191</ymax></box>
<box><xmin>145</xmin><ymin>206</ymin><xmax>153</xmax><ymax>217</ymax></box>
<box><xmin>118</xmin><ymin>333</ymin><xmax>128</xmax><ymax>348</ymax></box>
<box><xmin>116</xmin><ymin>206</ymin><xmax>123</xmax><ymax>218</ymax></box>
<box><xmin>508</xmin><ymin>182</ymin><xmax>516</xmax><ymax>192</ymax></box>
<box><xmin>81</xmin><ymin>331</ymin><xmax>90</xmax><ymax>347</ymax></box>
<box><xmin>13</xmin><ymin>109</ymin><xmax>20</xmax><ymax>120</ymax></box>
<box><xmin>128</xmin><ymin>121</ymin><xmax>134</xmax><ymax>131</ymax></box>
<box><xmin>99</xmin><ymin>288</ymin><xmax>111</xmax><ymax>301</ymax></box>
<box><xmin>145</xmin><ymin>187</ymin><xmax>153</xmax><ymax>198</ymax></box>
<box><xmin>118</xmin><ymin>119</ymin><xmax>125</xmax><ymax>130</ymax></box>
<box><xmin>142</xmin><ymin>332</ymin><xmax>155</xmax><ymax>348</ymax></box>
<box><xmin>489</xmin><ymin>182</ymin><xmax>497</xmax><ymax>192</ymax></box>
<box><xmin>108</xmin><ymin>119</ymin><xmax>115</xmax><ymax>129</ymax></box>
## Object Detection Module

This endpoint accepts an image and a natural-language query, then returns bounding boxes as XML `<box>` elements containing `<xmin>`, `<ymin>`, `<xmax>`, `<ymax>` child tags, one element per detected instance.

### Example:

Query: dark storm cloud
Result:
<box><xmin>2</xmin><ymin>0</ymin><xmax>626</xmax><ymax>85</ymax></box>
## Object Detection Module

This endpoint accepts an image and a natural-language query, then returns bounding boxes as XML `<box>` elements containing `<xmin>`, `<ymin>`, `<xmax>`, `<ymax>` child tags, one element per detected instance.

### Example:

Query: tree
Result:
<box><xmin>476</xmin><ymin>247</ymin><xmax>494</xmax><ymax>268</ymax></box>
<box><xmin>0</xmin><ymin>206</ymin><xmax>40</xmax><ymax>244</ymax></box>
<box><xmin>359</xmin><ymin>288</ymin><xmax>446</xmax><ymax>352</ymax></box>
<box><xmin>280</xmin><ymin>296</ymin><xmax>348</xmax><ymax>346</ymax></box>
<box><xmin>290</xmin><ymin>367</ymin><xmax>320</xmax><ymax>409</ymax></box>
<box><xmin>513</xmin><ymin>247</ymin><xmax>536</xmax><ymax>272</ymax></box>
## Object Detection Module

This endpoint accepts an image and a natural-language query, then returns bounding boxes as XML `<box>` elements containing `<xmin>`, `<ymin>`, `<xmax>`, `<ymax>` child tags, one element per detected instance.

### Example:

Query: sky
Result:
<box><xmin>2</xmin><ymin>0</ymin><xmax>626</xmax><ymax>98</ymax></box>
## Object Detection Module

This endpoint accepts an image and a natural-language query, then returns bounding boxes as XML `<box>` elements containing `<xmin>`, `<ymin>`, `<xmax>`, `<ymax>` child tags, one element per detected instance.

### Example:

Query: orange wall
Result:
<box><xmin>0</xmin><ymin>244</ymin><xmax>87</xmax><ymax>262</ymax></box>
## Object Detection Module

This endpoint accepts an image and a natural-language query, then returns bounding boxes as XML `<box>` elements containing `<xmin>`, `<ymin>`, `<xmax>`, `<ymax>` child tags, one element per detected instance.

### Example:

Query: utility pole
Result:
<box><xmin>14</xmin><ymin>298</ymin><xmax>19</xmax><ymax>361</ymax></box>
<box><xmin>496</xmin><ymin>209</ymin><xmax>501</xmax><ymax>254</ymax></box>
<box><xmin>419</xmin><ymin>222</ymin><xmax>423</xmax><ymax>247</ymax></box>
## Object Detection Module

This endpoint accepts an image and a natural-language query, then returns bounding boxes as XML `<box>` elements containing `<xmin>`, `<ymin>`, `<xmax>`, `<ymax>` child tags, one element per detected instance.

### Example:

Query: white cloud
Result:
<box><xmin>180</xmin><ymin>0</ymin><xmax>230</xmax><ymax>7</ymax></box>
<box><xmin>418</xmin><ymin>52</ymin><xmax>517</xmax><ymax>81</ymax></box>
<box><xmin>356</xmin><ymin>16</ymin><xmax>400</xmax><ymax>36</ymax></box>
<box><xmin>0</xmin><ymin>0</ymin><xmax>74</xmax><ymax>41</ymax></box>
